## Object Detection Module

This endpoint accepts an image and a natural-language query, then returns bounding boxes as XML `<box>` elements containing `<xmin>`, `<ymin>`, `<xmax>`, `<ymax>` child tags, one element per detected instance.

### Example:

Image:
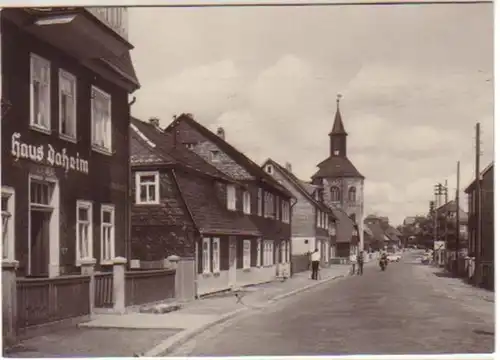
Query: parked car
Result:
<box><xmin>387</xmin><ymin>253</ymin><xmax>401</xmax><ymax>262</ymax></box>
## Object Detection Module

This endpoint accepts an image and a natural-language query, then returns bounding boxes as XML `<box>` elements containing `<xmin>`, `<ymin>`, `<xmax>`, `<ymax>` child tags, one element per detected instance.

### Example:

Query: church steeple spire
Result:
<box><xmin>329</xmin><ymin>94</ymin><xmax>348</xmax><ymax>157</ymax></box>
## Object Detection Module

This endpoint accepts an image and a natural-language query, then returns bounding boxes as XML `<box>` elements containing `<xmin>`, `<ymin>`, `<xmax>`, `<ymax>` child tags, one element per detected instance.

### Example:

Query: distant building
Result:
<box><xmin>310</xmin><ymin>96</ymin><xmax>364</xmax><ymax>256</ymax></box>
<box><xmin>261</xmin><ymin>159</ymin><xmax>337</xmax><ymax>272</ymax></box>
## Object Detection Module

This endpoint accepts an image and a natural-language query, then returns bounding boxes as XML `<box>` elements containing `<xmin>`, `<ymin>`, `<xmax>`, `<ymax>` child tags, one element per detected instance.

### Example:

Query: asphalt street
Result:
<box><xmin>171</xmin><ymin>251</ymin><xmax>495</xmax><ymax>356</ymax></box>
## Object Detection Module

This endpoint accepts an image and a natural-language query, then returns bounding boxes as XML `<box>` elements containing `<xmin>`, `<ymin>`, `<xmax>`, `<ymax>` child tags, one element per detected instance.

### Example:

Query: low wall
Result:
<box><xmin>236</xmin><ymin>266</ymin><xmax>276</xmax><ymax>287</ymax></box>
<box><xmin>197</xmin><ymin>271</ymin><xmax>230</xmax><ymax>296</ymax></box>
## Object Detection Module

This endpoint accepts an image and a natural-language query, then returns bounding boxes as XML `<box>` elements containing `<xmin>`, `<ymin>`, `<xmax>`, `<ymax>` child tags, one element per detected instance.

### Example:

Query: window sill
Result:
<box><xmin>135</xmin><ymin>202</ymin><xmax>161</xmax><ymax>206</ymax></box>
<box><xmin>242</xmin><ymin>267</ymin><xmax>251</xmax><ymax>272</ymax></box>
<box><xmin>92</xmin><ymin>145</ymin><xmax>113</xmax><ymax>156</ymax></box>
<box><xmin>202</xmin><ymin>272</ymin><xmax>212</xmax><ymax>278</ymax></box>
<box><xmin>59</xmin><ymin>134</ymin><xmax>77</xmax><ymax>144</ymax></box>
<box><xmin>100</xmin><ymin>260</ymin><xmax>114</xmax><ymax>266</ymax></box>
<box><xmin>213</xmin><ymin>271</ymin><xmax>221</xmax><ymax>277</ymax></box>
<box><xmin>30</xmin><ymin>124</ymin><xmax>51</xmax><ymax>136</ymax></box>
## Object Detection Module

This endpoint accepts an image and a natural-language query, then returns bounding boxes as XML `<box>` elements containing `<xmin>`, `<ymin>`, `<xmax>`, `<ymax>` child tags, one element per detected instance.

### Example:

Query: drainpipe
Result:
<box><xmin>126</xmin><ymin>96</ymin><xmax>137</xmax><ymax>267</ymax></box>
<box><xmin>289</xmin><ymin>197</ymin><xmax>298</xmax><ymax>277</ymax></box>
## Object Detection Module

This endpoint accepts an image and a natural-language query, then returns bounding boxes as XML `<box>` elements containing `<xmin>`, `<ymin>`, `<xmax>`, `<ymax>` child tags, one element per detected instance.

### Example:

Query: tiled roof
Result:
<box><xmin>130</xmin><ymin>129</ymin><xmax>173</xmax><ymax>166</ymax></box>
<box><xmin>263</xmin><ymin>159</ymin><xmax>335</xmax><ymax>217</ymax></box>
<box><xmin>365</xmin><ymin>221</ymin><xmax>387</xmax><ymax>244</ymax></box>
<box><xmin>131</xmin><ymin>117</ymin><xmax>233</xmax><ymax>182</ymax></box>
<box><xmin>165</xmin><ymin>114</ymin><xmax>293</xmax><ymax>199</ymax></box>
<box><xmin>384</xmin><ymin>225</ymin><xmax>402</xmax><ymax>242</ymax></box>
<box><xmin>312</xmin><ymin>156</ymin><xmax>364</xmax><ymax>179</ymax></box>
<box><xmin>436</xmin><ymin>200</ymin><xmax>468</xmax><ymax>222</ymax></box>
<box><xmin>174</xmin><ymin>170</ymin><xmax>261</xmax><ymax>236</ymax></box>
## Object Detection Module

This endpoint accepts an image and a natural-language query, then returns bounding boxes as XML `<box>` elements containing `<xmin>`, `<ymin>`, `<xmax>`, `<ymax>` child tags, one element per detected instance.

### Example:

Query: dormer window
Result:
<box><xmin>210</xmin><ymin>150</ymin><xmax>221</xmax><ymax>162</ymax></box>
<box><xmin>185</xmin><ymin>143</ymin><xmax>195</xmax><ymax>150</ymax></box>
<box><xmin>265</xmin><ymin>165</ymin><xmax>273</xmax><ymax>174</ymax></box>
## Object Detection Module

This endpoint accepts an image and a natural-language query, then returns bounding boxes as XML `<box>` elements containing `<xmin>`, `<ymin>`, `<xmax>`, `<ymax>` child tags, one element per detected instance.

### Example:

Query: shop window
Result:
<box><xmin>256</xmin><ymin>239</ymin><xmax>262</xmax><ymax>267</ymax></box>
<box><xmin>202</xmin><ymin>238</ymin><xmax>210</xmax><ymax>273</ymax></box>
<box><xmin>1</xmin><ymin>187</ymin><xmax>15</xmax><ymax>261</ymax></box>
<box><xmin>243</xmin><ymin>240</ymin><xmax>251</xmax><ymax>269</ymax></box>
<box><xmin>212</xmin><ymin>237</ymin><xmax>220</xmax><ymax>273</ymax></box>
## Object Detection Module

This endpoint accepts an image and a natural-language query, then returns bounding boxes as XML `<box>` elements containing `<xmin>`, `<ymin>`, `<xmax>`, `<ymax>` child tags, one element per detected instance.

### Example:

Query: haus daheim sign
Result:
<box><xmin>11</xmin><ymin>132</ymin><xmax>89</xmax><ymax>174</ymax></box>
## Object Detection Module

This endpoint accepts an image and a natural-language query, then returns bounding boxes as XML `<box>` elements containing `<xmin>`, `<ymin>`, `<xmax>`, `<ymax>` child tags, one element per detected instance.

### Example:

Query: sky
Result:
<box><xmin>128</xmin><ymin>3</ymin><xmax>494</xmax><ymax>225</ymax></box>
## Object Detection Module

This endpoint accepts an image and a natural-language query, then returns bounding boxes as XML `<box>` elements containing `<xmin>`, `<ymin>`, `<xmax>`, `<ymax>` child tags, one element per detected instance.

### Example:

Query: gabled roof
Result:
<box><xmin>464</xmin><ymin>161</ymin><xmax>494</xmax><ymax>193</ymax></box>
<box><xmin>174</xmin><ymin>170</ymin><xmax>261</xmax><ymax>236</ymax></box>
<box><xmin>164</xmin><ymin>114</ymin><xmax>292</xmax><ymax>199</ymax></box>
<box><xmin>262</xmin><ymin>158</ymin><xmax>335</xmax><ymax>218</ymax></box>
<box><xmin>365</xmin><ymin>221</ymin><xmax>387</xmax><ymax>244</ymax></box>
<box><xmin>435</xmin><ymin>200</ymin><xmax>468</xmax><ymax>223</ymax></box>
<box><xmin>131</xmin><ymin>117</ymin><xmax>233</xmax><ymax>182</ymax></box>
<box><xmin>384</xmin><ymin>225</ymin><xmax>402</xmax><ymax>242</ymax></box>
<box><xmin>312</xmin><ymin>156</ymin><xmax>364</xmax><ymax>179</ymax></box>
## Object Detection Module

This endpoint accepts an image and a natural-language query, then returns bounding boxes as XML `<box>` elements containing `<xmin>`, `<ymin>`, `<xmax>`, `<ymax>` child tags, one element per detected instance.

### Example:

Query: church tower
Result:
<box><xmin>311</xmin><ymin>95</ymin><xmax>365</xmax><ymax>253</ymax></box>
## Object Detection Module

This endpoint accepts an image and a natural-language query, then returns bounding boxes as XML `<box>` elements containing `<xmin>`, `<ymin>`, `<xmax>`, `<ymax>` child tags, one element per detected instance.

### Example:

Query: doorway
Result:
<box><xmin>228</xmin><ymin>236</ymin><xmax>237</xmax><ymax>288</ymax></box>
<box><xmin>30</xmin><ymin>210</ymin><xmax>51</xmax><ymax>277</ymax></box>
<box><xmin>28</xmin><ymin>177</ymin><xmax>58</xmax><ymax>277</ymax></box>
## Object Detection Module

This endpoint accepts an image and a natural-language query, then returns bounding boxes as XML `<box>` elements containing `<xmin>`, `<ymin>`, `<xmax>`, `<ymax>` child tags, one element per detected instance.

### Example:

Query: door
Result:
<box><xmin>30</xmin><ymin>210</ymin><xmax>51</xmax><ymax>277</ymax></box>
<box><xmin>275</xmin><ymin>244</ymin><xmax>280</xmax><ymax>276</ymax></box>
<box><xmin>228</xmin><ymin>236</ymin><xmax>237</xmax><ymax>288</ymax></box>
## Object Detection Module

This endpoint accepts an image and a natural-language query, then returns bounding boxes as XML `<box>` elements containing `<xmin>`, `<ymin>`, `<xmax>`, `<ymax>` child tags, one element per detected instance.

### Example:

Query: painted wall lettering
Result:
<box><xmin>11</xmin><ymin>132</ymin><xmax>89</xmax><ymax>174</ymax></box>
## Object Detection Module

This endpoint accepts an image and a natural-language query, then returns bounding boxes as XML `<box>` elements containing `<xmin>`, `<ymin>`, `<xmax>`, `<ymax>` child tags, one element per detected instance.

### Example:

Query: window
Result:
<box><xmin>331</xmin><ymin>186</ymin><xmax>341</xmax><ymax>202</ymax></box>
<box><xmin>257</xmin><ymin>188</ymin><xmax>263</xmax><ymax>216</ymax></box>
<box><xmin>243</xmin><ymin>240</ymin><xmax>251</xmax><ymax>269</ymax></box>
<box><xmin>324</xmin><ymin>213</ymin><xmax>328</xmax><ymax>229</ymax></box>
<box><xmin>30</xmin><ymin>180</ymin><xmax>53</xmax><ymax>208</ymax></box>
<box><xmin>264</xmin><ymin>192</ymin><xmax>275</xmax><ymax>218</ymax></box>
<box><xmin>1</xmin><ymin>187</ymin><xmax>15</xmax><ymax>261</ymax></box>
<box><xmin>282</xmin><ymin>201</ymin><xmax>290</xmax><ymax>223</ymax></box>
<box><xmin>91</xmin><ymin>86</ymin><xmax>112</xmax><ymax>153</ymax></box>
<box><xmin>348</xmin><ymin>187</ymin><xmax>356</xmax><ymax>202</ymax></box>
<box><xmin>185</xmin><ymin>143</ymin><xmax>195</xmax><ymax>150</ymax></box>
<box><xmin>276</xmin><ymin>198</ymin><xmax>281</xmax><ymax>220</ymax></box>
<box><xmin>280</xmin><ymin>241</ymin><xmax>286</xmax><ymax>264</ymax></box>
<box><xmin>202</xmin><ymin>238</ymin><xmax>210</xmax><ymax>273</ymax></box>
<box><xmin>135</xmin><ymin>171</ymin><xmax>160</xmax><ymax>205</ymax></box>
<box><xmin>265</xmin><ymin>165</ymin><xmax>273</xmax><ymax>174</ymax></box>
<box><xmin>59</xmin><ymin>69</ymin><xmax>77</xmax><ymax>140</ymax></box>
<box><xmin>101</xmin><ymin>205</ymin><xmax>115</xmax><ymax>263</ymax></box>
<box><xmin>317</xmin><ymin>211</ymin><xmax>321</xmax><ymax>227</ymax></box>
<box><xmin>256</xmin><ymin>239</ymin><xmax>262</xmax><ymax>267</ymax></box>
<box><xmin>243</xmin><ymin>191</ymin><xmax>251</xmax><ymax>214</ymax></box>
<box><xmin>76</xmin><ymin>201</ymin><xmax>92</xmax><ymax>262</ymax></box>
<box><xmin>30</xmin><ymin>53</ymin><xmax>51</xmax><ymax>132</ymax></box>
<box><xmin>212</xmin><ymin>237</ymin><xmax>220</xmax><ymax>273</ymax></box>
<box><xmin>227</xmin><ymin>185</ymin><xmax>236</xmax><ymax>210</ymax></box>
<box><xmin>209</xmin><ymin>150</ymin><xmax>221</xmax><ymax>162</ymax></box>
<box><xmin>264</xmin><ymin>240</ymin><xmax>274</xmax><ymax>266</ymax></box>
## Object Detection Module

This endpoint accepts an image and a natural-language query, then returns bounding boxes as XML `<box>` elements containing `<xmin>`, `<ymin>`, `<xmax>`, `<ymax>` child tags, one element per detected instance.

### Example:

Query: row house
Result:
<box><xmin>164</xmin><ymin>114</ymin><xmax>293</xmax><ymax>282</ymax></box>
<box><xmin>465</xmin><ymin>162</ymin><xmax>494</xmax><ymax>290</ymax></box>
<box><xmin>261</xmin><ymin>159</ymin><xmax>336</xmax><ymax>273</ymax></box>
<box><xmin>1</xmin><ymin>8</ymin><xmax>139</xmax><ymax>278</ymax></box>
<box><xmin>130</xmin><ymin>116</ymin><xmax>292</xmax><ymax>296</ymax></box>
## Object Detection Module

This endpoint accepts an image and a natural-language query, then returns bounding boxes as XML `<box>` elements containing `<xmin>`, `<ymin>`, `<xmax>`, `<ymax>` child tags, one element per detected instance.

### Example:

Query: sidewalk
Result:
<box><xmin>6</xmin><ymin>264</ymin><xmax>351</xmax><ymax>358</ymax></box>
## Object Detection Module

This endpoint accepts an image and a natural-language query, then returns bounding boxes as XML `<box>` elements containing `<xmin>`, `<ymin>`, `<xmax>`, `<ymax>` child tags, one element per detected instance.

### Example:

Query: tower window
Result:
<box><xmin>348</xmin><ymin>187</ymin><xmax>356</xmax><ymax>202</ymax></box>
<box><xmin>330</xmin><ymin>186</ymin><xmax>340</xmax><ymax>202</ymax></box>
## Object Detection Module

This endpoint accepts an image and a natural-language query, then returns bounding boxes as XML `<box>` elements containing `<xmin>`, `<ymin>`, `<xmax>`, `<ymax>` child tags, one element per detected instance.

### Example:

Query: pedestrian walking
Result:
<box><xmin>357</xmin><ymin>251</ymin><xmax>364</xmax><ymax>275</ymax></box>
<box><xmin>311</xmin><ymin>248</ymin><xmax>320</xmax><ymax>280</ymax></box>
<box><xmin>350</xmin><ymin>252</ymin><xmax>357</xmax><ymax>275</ymax></box>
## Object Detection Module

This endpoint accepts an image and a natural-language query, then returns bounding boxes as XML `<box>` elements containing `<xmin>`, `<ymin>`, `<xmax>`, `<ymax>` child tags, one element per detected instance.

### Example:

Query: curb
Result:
<box><xmin>145</xmin><ymin>270</ymin><xmax>349</xmax><ymax>356</ymax></box>
<box><xmin>143</xmin><ymin>307</ymin><xmax>247</xmax><ymax>357</ymax></box>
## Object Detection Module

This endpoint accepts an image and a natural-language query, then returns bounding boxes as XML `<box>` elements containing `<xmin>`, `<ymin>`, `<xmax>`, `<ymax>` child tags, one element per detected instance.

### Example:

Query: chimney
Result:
<box><xmin>285</xmin><ymin>162</ymin><xmax>292</xmax><ymax>172</ymax></box>
<box><xmin>149</xmin><ymin>117</ymin><xmax>160</xmax><ymax>128</ymax></box>
<box><xmin>216</xmin><ymin>127</ymin><xmax>225</xmax><ymax>140</ymax></box>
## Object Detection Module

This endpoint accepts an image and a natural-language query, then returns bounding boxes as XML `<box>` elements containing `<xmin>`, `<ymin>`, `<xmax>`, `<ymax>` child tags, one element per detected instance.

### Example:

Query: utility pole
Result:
<box><xmin>444</xmin><ymin>180</ymin><xmax>449</xmax><ymax>250</ymax></box>
<box><xmin>455</xmin><ymin>161</ymin><xmax>460</xmax><ymax>274</ymax></box>
<box><xmin>474</xmin><ymin>123</ymin><xmax>481</xmax><ymax>285</ymax></box>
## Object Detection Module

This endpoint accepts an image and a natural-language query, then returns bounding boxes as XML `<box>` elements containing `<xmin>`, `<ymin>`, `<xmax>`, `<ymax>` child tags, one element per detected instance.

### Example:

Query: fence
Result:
<box><xmin>125</xmin><ymin>269</ymin><xmax>176</xmax><ymax>307</ymax></box>
<box><xmin>94</xmin><ymin>272</ymin><xmax>114</xmax><ymax>308</ymax></box>
<box><xmin>16</xmin><ymin>275</ymin><xmax>91</xmax><ymax>332</ymax></box>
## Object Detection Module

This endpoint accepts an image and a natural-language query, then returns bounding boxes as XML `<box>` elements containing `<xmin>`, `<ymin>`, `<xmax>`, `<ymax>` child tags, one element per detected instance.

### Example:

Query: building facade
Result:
<box><xmin>261</xmin><ymin>159</ymin><xmax>336</xmax><ymax>272</ymax></box>
<box><xmin>164</xmin><ymin>114</ymin><xmax>293</xmax><ymax>287</ymax></box>
<box><xmin>310</xmin><ymin>96</ymin><xmax>365</xmax><ymax>256</ymax></box>
<box><xmin>1</xmin><ymin>8</ymin><xmax>139</xmax><ymax>277</ymax></box>
<box><xmin>465</xmin><ymin>162</ymin><xmax>494</xmax><ymax>289</ymax></box>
